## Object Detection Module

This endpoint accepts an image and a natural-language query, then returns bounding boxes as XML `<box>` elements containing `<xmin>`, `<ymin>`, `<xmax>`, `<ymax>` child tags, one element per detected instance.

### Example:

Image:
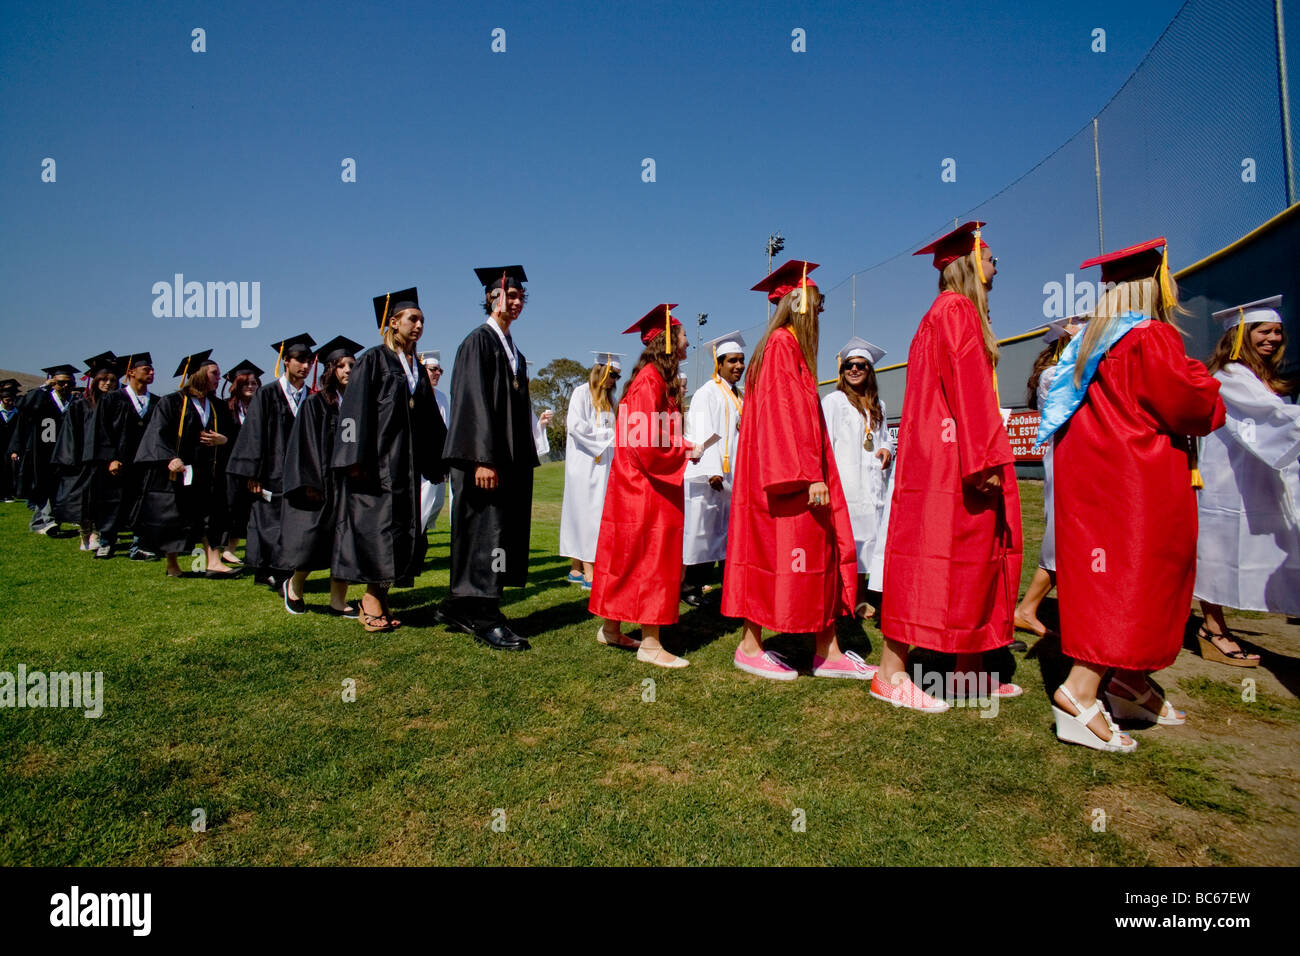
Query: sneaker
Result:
<box><xmin>812</xmin><ymin>649</ymin><xmax>877</xmax><ymax>680</ymax></box>
<box><xmin>733</xmin><ymin>645</ymin><xmax>798</xmax><ymax>681</ymax></box>
<box><xmin>130</xmin><ymin>549</ymin><xmax>159</xmax><ymax>561</ymax></box>
<box><xmin>869</xmin><ymin>673</ymin><xmax>950</xmax><ymax>713</ymax></box>
<box><xmin>94</xmin><ymin>545</ymin><xmax>113</xmax><ymax>559</ymax></box>
<box><xmin>79</xmin><ymin>536</ymin><xmax>92</xmax><ymax>551</ymax></box>
<box><xmin>87</xmin><ymin>533</ymin><xmax>101</xmax><ymax>550</ymax></box>
<box><xmin>566</xmin><ymin>571</ymin><xmax>586</xmax><ymax>584</ymax></box>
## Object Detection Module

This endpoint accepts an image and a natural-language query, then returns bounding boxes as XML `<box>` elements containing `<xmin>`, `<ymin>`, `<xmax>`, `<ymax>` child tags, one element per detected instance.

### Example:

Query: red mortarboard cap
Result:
<box><xmin>622</xmin><ymin>304</ymin><xmax>682</xmax><ymax>346</ymax></box>
<box><xmin>913</xmin><ymin>222</ymin><xmax>987</xmax><ymax>271</ymax></box>
<box><xmin>751</xmin><ymin>260</ymin><xmax>820</xmax><ymax>303</ymax></box>
<box><xmin>1079</xmin><ymin>237</ymin><xmax>1167</xmax><ymax>284</ymax></box>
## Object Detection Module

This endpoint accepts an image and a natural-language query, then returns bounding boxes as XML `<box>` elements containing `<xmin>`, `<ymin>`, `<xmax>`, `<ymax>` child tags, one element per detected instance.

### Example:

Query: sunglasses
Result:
<box><xmin>844</xmin><ymin>362</ymin><xmax>870</xmax><ymax>371</ymax></box>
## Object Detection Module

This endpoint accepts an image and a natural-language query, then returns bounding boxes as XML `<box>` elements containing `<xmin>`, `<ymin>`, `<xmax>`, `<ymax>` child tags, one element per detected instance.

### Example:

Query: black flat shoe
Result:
<box><xmin>282</xmin><ymin>579</ymin><xmax>307</xmax><ymax>615</ymax></box>
<box><xmin>1008</xmin><ymin>639</ymin><xmax>1028</xmax><ymax>653</ymax></box>
<box><xmin>326</xmin><ymin>603</ymin><xmax>360</xmax><ymax>619</ymax></box>
<box><xmin>433</xmin><ymin>605</ymin><xmax>477</xmax><ymax>635</ymax></box>
<box><xmin>204</xmin><ymin>568</ymin><xmax>243</xmax><ymax>579</ymax></box>
<box><xmin>681</xmin><ymin>590</ymin><xmax>704</xmax><ymax>608</ymax></box>
<box><xmin>472</xmin><ymin>623</ymin><xmax>530</xmax><ymax>651</ymax></box>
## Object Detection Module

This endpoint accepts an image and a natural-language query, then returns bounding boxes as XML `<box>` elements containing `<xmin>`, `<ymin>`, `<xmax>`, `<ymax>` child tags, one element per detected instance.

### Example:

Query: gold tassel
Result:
<box><xmin>172</xmin><ymin>357</ymin><xmax>192</xmax><ymax>480</ymax></box>
<box><xmin>1230</xmin><ymin>308</ymin><xmax>1246</xmax><ymax>360</ymax></box>
<box><xmin>274</xmin><ymin>342</ymin><xmax>285</xmax><ymax>379</ymax></box>
<box><xmin>379</xmin><ymin>293</ymin><xmax>392</xmax><ymax>336</ymax></box>
<box><xmin>974</xmin><ymin>228</ymin><xmax>986</xmax><ymax>284</ymax></box>
<box><xmin>664</xmin><ymin>305</ymin><xmax>672</xmax><ymax>355</ymax></box>
<box><xmin>1159</xmin><ymin>245</ymin><xmax>1176</xmax><ymax>313</ymax></box>
<box><xmin>1191</xmin><ymin>468</ymin><xmax>1204</xmax><ymax>489</ymax></box>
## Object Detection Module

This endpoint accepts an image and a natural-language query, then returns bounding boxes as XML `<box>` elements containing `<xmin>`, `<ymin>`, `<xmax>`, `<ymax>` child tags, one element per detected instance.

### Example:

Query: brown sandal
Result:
<box><xmin>1196</xmin><ymin>626</ymin><xmax>1259</xmax><ymax>667</ymax></box>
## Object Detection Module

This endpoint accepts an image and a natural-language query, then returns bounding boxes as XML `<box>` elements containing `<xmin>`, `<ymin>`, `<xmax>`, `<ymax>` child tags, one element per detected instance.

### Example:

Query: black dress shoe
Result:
<box><xmin>1008</xmin><ymin>639</ymin><xmax>1028</xmax><ymax>653</ymax></box>
<box><xmin>472</xmin><ymin>623</ymin><xmax>530</xmax><ymax>651</ymax></box>
<box><xmin>433</xmin><ymin>605</ymin><xmax>476</xmax><ymax>635</ymax></box>
<box><xmin>681</xmin><ymin>589</ymin><xmax>704</xmax><ymax>608</ymax></box>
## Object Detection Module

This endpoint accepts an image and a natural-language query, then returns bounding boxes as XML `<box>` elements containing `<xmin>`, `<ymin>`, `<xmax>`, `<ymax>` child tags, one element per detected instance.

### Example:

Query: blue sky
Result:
<box><xmin>4</xmin><ymin>0</ymin><xmax>1286</xmax><ymax>391</ymax></box>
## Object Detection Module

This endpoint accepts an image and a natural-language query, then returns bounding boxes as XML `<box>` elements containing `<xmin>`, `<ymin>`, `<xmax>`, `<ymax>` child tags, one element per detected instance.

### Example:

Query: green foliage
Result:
<box><xmin>528</xmin><ymin>358</ymin><xmax>589</xmax><ymax>456</ymax></box>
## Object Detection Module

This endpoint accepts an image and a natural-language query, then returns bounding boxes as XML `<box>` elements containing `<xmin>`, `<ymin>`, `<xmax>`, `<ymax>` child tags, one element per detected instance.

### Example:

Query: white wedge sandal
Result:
<box><xmin>1052</xmin><ymin>685</ymin><xmax>1137</xmax><ymax>753</ymax></box>
<box><xmin>1105</xmin><ymin>676</ymin><xmax>1186</xmax><ymax>726</ymax></box>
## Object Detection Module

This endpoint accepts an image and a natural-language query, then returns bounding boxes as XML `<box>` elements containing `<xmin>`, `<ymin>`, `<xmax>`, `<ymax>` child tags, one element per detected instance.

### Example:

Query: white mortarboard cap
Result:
<box><xmin>702</xmin><ymin>330</ymin><xmax>746</xmax><ymax>359</ymax></box>
<box><xmin>422</xmin><ymin>350</ymin><xmax>441</xmax><ymax>368</ymax></box>
<box><xmin>1212</xmin><ymin>295</ymin><xmax>1283</xmax><ymax>332</ymax></box>
<box><xmin>837</xmin><ymin>336</ymin><xmax>886</xmax><ymax>366</ymax></box>
<box><xmin>591</xmin><ymin>350</ymin><xmax>624</xmax><ymax>371</ymax></box>
<box><xmin>1043</xmin><ymin>320</ymin><xmax>1072</xmax><ymax>344</ymax></box>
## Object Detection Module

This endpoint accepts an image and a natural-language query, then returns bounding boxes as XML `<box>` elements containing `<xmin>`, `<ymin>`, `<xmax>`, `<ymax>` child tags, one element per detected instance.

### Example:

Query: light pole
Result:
<box><xmin>765</xmin><ymin>232</ymin><xmax>785</xmax><ymax>320</ymax></box>
<box><xmin>695</xmin><ymin>312</ymin><xmax>708</xmax><ymax>391</ymax></box>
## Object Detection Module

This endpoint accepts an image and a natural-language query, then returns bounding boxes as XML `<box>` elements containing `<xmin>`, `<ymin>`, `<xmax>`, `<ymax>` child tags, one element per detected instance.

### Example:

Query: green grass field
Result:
<box><xmin>2</xmin><ymin>465</ymin><xmax>1296</xmax><ymax>865</ymax></box>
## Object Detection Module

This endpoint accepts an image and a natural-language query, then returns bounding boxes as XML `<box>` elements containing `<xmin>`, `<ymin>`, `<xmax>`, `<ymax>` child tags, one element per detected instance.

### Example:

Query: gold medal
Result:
<box><xmin>408</xmin><ymin>397</ymin><xmax>415</xmax><ymax>409</ymax></box>
<box><xmin>513</xmin><ymin>377</ymin><xmax>519</xmax><ymax>391</ymax></box>
<box><xmin>864</xmin><ymin>433</ymin><xmax>874</xmax><ymax>452</ymax></box>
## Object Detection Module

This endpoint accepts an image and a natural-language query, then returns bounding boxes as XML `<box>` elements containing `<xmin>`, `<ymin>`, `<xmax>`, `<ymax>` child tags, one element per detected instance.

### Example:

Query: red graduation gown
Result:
<box><xmin>721</xmin><ymin>328</ymin><xmax>857</xmax><ymax>632</ymax></box>
<box><xmin>881</xmin><ymin>291</ymin><xmax>1022</xmax><ymax>654</ymax></box>
<box><xmin>589</xmin><ymin>364</ymin><xmax>688</xmax><ymax>625</ymax></box>
<box><xmin>1054</xmin><ymin>319</ymin><xmax>1225</xmax><ymax>671</ymax></box>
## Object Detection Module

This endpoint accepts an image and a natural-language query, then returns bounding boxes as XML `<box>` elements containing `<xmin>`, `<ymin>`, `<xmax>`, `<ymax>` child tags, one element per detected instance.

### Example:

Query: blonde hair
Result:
<box><xmin>589</xmin><ymin>363</ymin><xmax>617</xmax><ymax>413</ymax></box>
<box><xmin>1073</xmin><ymin>274</ymin><xmax>1185</xmax><ymax>385</ymax></box>
<box><xmin>939</xmin><ymin>251</ymin><xmax>998</xmax><ymax>366</ymax></box>
<box><xmin>745</xmin><ymin>287</ymin><xmax>822</xmax><ymax>392</ymax></box>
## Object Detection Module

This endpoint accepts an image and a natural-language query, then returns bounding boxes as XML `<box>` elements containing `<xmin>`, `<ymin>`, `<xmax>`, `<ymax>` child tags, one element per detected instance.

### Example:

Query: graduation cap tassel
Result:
<box><xmin>973</xmin><ymin>228</ymin><xmax>986</xmax><ymax>284</ymax></box>
<box><xmin>1159</xmin><ymin>245</ymin><xmax>1176</xmax><ymax>313</ymax></box>
<box><xmin>173</xmin><ymin>357</ymin><xmax>192</xmax><ymax>480</ymax></box>
<box><xmin>311</xmin><ymin>359</ymin><xmax>319</xmax><ymax>393</ymax></box>
<box><xmin>379</xmin><ymin>293</ymin><xmax>392</xmax><ymax>335</ymax></box>
<box><xmin>274</xmin><ymin>342</ymin><xmax>285</xmax><ymax>379</ymax></box>
<box><xmin>664</xmin><ymin>305</ymin><xmax>672</xmax><ymax>355</ymax></box>
<box><xmin>1188</xmin><ymin>435</ymin><xmax>1204</xmax><ymax>489</ymax></box>
<box><xmin>1230</xmin><ymin>307</ymin><xmax>1247</xmax><ymax>360</ymax></box>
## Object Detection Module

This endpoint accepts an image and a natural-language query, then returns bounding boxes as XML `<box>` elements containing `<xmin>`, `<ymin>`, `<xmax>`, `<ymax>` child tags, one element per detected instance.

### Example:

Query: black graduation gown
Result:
<box><xmin>133</xmin><ymin>392</ymin><xmax>232</xmax><ymax>554</ymax></box>
<box><xmin>221</xmin><ymin>403</ymin><xmax>254</xmax><ymax>540</ymax></box>
<box><xmin>92</xmin><ymin>387</ymin><xmax>158</xmax><ymax>540</ymax></box>
<box><xmin>8</xmin><ymin>388</ymin><xmax>69</xmax><ymax>504</ymax></box>
<box><xmin>280</xmin><ymin>390</ymin><xmax>341</xmax><ymax>572</ymax></box>
<box><xmin>442</xmin><ymin>323</ymin><xmax>541</xmax><ymax>601</ymax></box>
<box><xmin>331</xmin><ymin>346</ymin><xmax>445</xmax><ymax>584</ymax></box>
<box><xmin>0</xmin><ymin>406</ymin><xmax>18</xmax><ymax>498</ymax></box>
<box><xmin>51</xmin><ymin>397</ymin><xmax>96</xmax><ymax>525</ymax></box>
<box><xmin>225</xmin><ymin>383</ymin><xmax>296</xmax><ymax>571</ymax></box>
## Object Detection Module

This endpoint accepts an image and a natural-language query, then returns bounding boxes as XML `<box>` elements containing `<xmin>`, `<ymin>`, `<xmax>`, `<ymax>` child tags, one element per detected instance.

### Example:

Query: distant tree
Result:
<box><xmin>529</xmin><ymin>357</ymin><xmax>589</xmax><ymax>457</ymax></box>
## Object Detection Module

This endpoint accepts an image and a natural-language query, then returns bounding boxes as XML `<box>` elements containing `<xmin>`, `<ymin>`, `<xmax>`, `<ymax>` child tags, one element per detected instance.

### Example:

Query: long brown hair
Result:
<box><xmin>939</xmin><ymin>251</ymin><xmax>998</xmax><ymax>367</ymax></box>
<box><xmin>589</xmin><ymin>363</ymin><xmax>619</xmax><ymax>413</ymax></box>
<box><xmin>745</xmin><ymin>287</ymin><xmax>822</xmax><ymax>393</ymax></box>
<box><xmin>1206</xmin><ymin>322</ymin><xmax>1291</xmax><ymax>395</ymax></box>
<box><xmin>1074</xmin><ymin>273</ymin><xmax>1186</xmax><ymax>386</ymax></box>
<box><xmin>835</xmin><ymin>361</ymin><xmax>882</xmax><ymax>430</ymax></box>
<box><xmin>226</xmin><ymin>372</ymin><xmax>260</xmax><ymax>415</ymax></box>
<box><xmin>1026</xmin><ymin>339</ymin><xmax>1068</xmax><ymax>410</ymax></box>
<box><xmin>181</xmin><ymin>365</ymin><xmax>214</xmax><ymax>398</ymax></box>
<box><xmin>621</xmin><ymin>327</ymin><xmax>685</xmax><ymax>407</ymax></box>
<box><xmin>85</xmin><ymin>369</ymin><xmax>117</xmax><ymax>409</ymax></box>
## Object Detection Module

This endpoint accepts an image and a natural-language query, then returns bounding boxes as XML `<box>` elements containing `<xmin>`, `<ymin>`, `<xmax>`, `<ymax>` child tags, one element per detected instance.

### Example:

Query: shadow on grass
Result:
<box><xmin>1182</xmin><ymin>611</ymin><xmax>1300</xmax><ymax>699</ymax></box>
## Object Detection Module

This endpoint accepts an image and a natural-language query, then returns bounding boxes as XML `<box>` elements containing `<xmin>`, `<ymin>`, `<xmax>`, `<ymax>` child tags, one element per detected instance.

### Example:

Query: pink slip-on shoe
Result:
<box><xmin>812</xmin><ymin>650</ymin><xmax>877</xmax><ymax>680</ymax></box>
<box><xmin>734</xmin><ymin>645</ymin><xmax>798</xmax><ymax>681</ymax></box>
<box><xmin>869</xmin><ymin>673</ymin><xmax>950</xmax><ymax>713</ymax></box>
<box><xmin>944</xmin><ymin>674</ymin><xmax>1024</xmax><ymax>701</ymax></box>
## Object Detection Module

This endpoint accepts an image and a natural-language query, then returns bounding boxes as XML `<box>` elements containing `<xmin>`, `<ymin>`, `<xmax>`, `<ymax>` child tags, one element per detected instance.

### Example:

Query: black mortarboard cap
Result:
<box><xmin>119</xmin><ymin>351</ymin><xmax>153</xmax><ymax>371</ymax></box>
<box><xmin>270</xmin><ymin>333</ymin><xmax>316</xmax><ymax>361</ymax></box>
<box><xmin>84</xmin><ymin>351</ymin><xmax>119</xmax><ymax>375</ymax></box>
<box><xmin>172</xmin><ymin>350</ymin><xmax>216</xmax><ymax>378</ymax></box>
<box><xmin>316</xmin><ymin>335</ymin><xmax>364</xmax><ymax>364</ymax></box>
<box><xmin>224</xmin><ymin>359</ymin><xmax>265</xmax><ymax>383</ymax></box>
<box><xmin>474</xmin><ymin>265</ymin><xmax>528</xmax><ymax>293</ymax></box>
<box><xmin>42</xmin><ymin>364</ymin><xmax>81</xmax><ymax>378</ymax></box>
<box><xmin>373</xmin><ymin>288</ymin><xmax>420</xmax><ymax>330</ymax></box>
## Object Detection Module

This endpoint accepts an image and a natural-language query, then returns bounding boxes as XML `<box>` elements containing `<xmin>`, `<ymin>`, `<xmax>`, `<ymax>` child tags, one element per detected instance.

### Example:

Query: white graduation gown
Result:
<box><xmin>1037</xmin><ymin>364</ymin><xmax>1060</xmax><ymax>572</ymax></box>
<box><xmin>1194</xmin><ymin>364</ymin><xmax>1300</xmax><ymax>614</ymax></box>
<box><xmin>683</xmin><ymin>378</ymin><xmax>742</xmax><ymax>565</ymax></box>
<box><xmin>821</xmin><ymin>391</ymin><xmax>892</xmax><ymax>573</ymax></box>
<box><xmin>420</xmin><ymin>388</ymin><xmax>451</xmax><ymax>531</ymax></box>
<box><xmin>559</xmin><ymin>383</ymin><xmax>614</xmax><ymax>562</ymax></box>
